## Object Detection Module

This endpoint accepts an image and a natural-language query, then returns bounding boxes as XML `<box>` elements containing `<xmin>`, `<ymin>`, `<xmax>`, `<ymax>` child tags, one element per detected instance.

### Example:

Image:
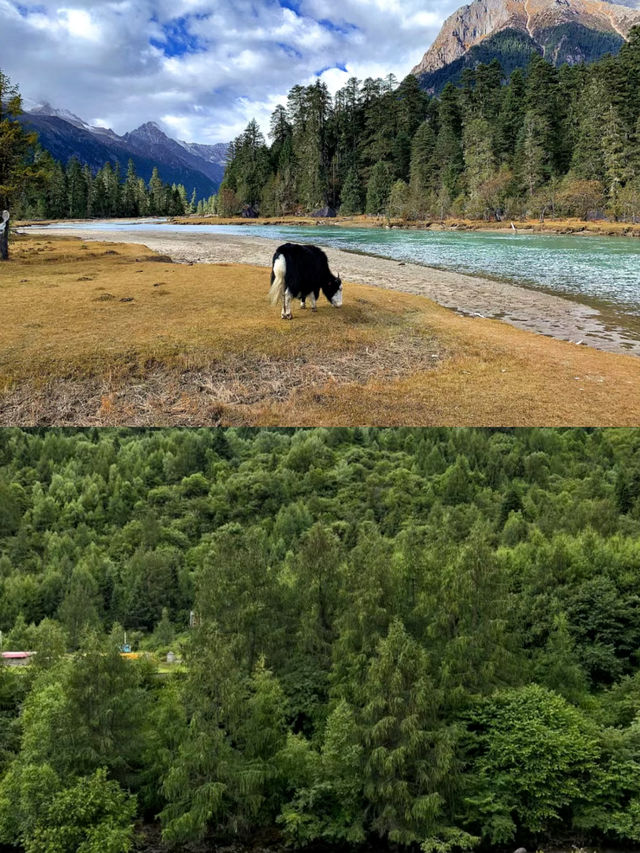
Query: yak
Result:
<box><xmin>269</xmin><ymin>242</ymin><xmax>342</xmax><ymax>320</ymax></box>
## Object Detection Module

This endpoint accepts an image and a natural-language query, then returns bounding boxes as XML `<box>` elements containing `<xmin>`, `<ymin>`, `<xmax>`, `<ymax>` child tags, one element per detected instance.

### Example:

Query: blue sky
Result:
<box><xmin>0</xmin><ymin>0</ymin><xmax>460</xmax><ymax>143</ymax></box>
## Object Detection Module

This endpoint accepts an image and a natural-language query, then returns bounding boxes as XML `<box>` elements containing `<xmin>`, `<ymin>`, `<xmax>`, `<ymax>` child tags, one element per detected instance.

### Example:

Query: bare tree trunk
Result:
<box><xmin>0</xmin><ymin>211</ymin><xmax>9</xmax><ymax>260</ymax></box>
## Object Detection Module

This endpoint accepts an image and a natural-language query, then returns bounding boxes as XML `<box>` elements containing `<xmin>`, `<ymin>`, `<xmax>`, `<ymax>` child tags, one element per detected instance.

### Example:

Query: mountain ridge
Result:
<box><xmin>19</xmin><ymin>104</ymin><xmax>228</xmax><ymax>199</ymax></box>
<box><xmin>411</xmin><ymin>0</ymin><xmax>640</xmax><ymax>90</ymax></box>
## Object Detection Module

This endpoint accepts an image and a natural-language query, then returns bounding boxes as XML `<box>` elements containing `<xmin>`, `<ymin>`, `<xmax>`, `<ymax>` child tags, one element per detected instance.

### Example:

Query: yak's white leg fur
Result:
<box><xmin>310</xmin><ymin>293</ymin><xmax>317</xmax><ymax>311</ymax></box>
<box><xmin>282</xmin><ymin>288</ymin><xmax>293</xmax><ymax>320</ymax></box>
<box><xmin>270</xmin><ymin>255</ymin><xmax>286</xmax><ymax>307</ymax></box>
<box><xmin>300</xmin><ymin>299</ymin><xmax>306</xmax><ymax>309</ymax></box>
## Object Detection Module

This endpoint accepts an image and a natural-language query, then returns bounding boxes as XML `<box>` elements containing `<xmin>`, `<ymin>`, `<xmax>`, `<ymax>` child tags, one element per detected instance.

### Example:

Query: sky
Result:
<box><xmin>0</xmin><ymin>0</ymin><xmax>461</xmax><ymax>143</ymax></box>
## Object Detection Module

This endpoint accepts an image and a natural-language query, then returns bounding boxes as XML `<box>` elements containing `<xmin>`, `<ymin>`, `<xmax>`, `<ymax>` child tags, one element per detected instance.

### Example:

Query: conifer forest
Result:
<box><xmin>220</xmin><ymin>29</ymin><xmax>640</xmax><ymax>221</ymax></box>
<box><xmin>1</xmin><ymin>428</ymin><xmax>640</xmax><ymax>852</ymax></box>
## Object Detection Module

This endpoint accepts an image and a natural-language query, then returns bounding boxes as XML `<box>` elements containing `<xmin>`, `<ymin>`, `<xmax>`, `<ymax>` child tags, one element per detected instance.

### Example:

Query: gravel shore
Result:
<box><xmin>23</xmin><ymin>225</ymin><xmax>640</xmax><ymax>357</ymax></box>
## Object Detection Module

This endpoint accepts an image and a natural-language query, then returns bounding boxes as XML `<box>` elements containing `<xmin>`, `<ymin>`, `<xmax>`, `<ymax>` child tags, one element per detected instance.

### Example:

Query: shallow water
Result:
<box><xmin>44</xmin><ymin>220</ymin><xmax>640</xmax><ymax>315</ymax></box>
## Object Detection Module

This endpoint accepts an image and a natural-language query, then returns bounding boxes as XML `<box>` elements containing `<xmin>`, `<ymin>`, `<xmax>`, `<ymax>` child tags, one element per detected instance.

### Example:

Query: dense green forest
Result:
<box><xmin>1</xmin><ymin>428</ymin><xmax>640</xmax><ymax>851</ymax></box>
<box><xmin>220</xmin><ymin>28</ymin><xmax>640</xmax><ymax>221</ymax></box>
<box><xmin>18</xmin><ymin>157</ymin><xmax>198</xmax><ymax>220</ymax></box>
<box><xmin>0</xmin><ymin>71</ymin><xmax>218</xmax><ymax>219</ymax></box>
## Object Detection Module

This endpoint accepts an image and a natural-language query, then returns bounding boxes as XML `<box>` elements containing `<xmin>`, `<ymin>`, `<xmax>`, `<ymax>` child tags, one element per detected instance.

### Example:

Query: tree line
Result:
<box><xmin>24</xmin><ymin>155</ymin><xmax>196</xmax><ymax>219</ymax></box>
<box><xmin>1</xmin><ymin>427</ymin><xmax>640</xmax><ymax>851</ymax></box>
<box><xmin>0</xmin><ymin>70</ymin><xmax>218</xmax><ymax>219</ymax></box>
<box><xmin>220</xmin><ymin>29</ymin><xmax>640</xmax><ymax>221</ymax></box>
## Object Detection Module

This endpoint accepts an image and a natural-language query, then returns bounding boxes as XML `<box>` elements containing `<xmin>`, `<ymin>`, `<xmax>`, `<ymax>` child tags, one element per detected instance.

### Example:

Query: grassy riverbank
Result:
<box><xmin>171</xmin><ymin>213</ymin><xmax>640</xmax><ymax>238</ymax></box>
<box><xmin>3</xmin><ymin>234</ymin><xmax>640</xmax><ymax>426</ymax></box>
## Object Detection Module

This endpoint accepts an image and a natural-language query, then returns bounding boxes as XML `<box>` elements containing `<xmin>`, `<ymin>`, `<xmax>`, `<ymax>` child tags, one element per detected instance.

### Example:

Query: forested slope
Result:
<box><xmin>220</xmin><ymin>29</ymin><xmax>640</xmax><ymax>221</ymax></box>
<box><xmin>1</xmin><ymin>428</ymin><xmax>640</xmax><ymax>851</ymax></box>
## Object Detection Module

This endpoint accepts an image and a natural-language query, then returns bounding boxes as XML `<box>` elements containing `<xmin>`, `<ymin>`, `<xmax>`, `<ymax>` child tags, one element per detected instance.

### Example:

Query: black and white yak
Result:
<box><xmin>269</xmin><ymin>242</ymin><xmax>343</xmax><ymax>320</ymax></box>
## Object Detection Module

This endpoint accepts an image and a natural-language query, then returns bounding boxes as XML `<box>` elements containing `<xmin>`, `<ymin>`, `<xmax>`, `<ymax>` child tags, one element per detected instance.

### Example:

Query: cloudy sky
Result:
<box><xmin>1</xmin><ymin>0</ymin><xmax>459</xmax><ymax>143</ymax></box>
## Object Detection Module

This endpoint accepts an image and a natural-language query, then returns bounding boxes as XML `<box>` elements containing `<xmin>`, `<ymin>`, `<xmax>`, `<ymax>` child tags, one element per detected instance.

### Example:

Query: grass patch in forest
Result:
<box><xmin>2</xmin><ymin>234</ymin><xmax>640</xmax><ymax>426</ymax></box>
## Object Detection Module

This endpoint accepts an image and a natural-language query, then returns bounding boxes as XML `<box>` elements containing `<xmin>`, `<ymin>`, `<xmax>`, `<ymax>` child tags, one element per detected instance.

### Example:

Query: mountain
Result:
<box><xmin>411</xmin><ymin>0</ymin><xmax>640</xmax><ymax>91</ymax></box>
<box><xmin>19</xmin><ymin>106</ymin><xmax>228</xmax><ymax>198</ymax></box>
<box><xmin>122</xmin><ymin>122</ymin><xmax>227</xmax><ymax>188</ymax></box>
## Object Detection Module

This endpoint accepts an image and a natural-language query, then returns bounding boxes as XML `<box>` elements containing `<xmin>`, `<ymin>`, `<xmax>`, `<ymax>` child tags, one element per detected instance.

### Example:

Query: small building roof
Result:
<box><xmin>1</xmin><ymin>651</ymin><xmax>35</xmax><ymax>659</ymax></box>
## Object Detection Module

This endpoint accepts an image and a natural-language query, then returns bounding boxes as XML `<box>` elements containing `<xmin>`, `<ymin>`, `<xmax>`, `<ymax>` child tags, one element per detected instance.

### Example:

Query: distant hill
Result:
<box><xmin>19</xmin><ymin>105</ymin><xmax>228</xmax><ymax>199</ymax></box>
<box><xmin>411</xmin><ymin>0</ymin><xmax>640</xmax><ymax>91</ymax></box>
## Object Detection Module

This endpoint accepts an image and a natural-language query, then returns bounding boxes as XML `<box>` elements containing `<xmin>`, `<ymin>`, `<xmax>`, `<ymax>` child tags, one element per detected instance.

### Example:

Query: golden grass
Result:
<box><xmin>2</xmin><ymin>235</ymin><xmax>640</xmax><ymax>426</ymax></box>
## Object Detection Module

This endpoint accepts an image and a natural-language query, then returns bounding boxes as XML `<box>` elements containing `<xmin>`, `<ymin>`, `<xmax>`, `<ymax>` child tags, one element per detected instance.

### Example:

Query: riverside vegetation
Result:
<box><xmin>1</xmin><ymin>428</ymin><xmax>640</xmax><ymax>851</ymax></box>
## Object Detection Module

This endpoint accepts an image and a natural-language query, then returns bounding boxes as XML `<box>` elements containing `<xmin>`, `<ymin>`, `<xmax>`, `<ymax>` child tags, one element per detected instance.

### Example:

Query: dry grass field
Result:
<box><xmin>2</xmin><ymin>234</ymin><xmax>640</xmax><ymax>426</ymax></box>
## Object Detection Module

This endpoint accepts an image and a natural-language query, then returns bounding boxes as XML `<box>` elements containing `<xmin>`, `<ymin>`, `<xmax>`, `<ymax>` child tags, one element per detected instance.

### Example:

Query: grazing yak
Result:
<box><xmin>269</xmin><ymin>242</ymin><xmax>342</xmax><ymax>320</ymax></box>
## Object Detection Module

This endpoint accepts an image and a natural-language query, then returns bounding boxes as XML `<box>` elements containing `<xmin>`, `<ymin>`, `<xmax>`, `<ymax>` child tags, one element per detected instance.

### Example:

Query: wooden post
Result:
<box><xmin>0</xmin><ymin>211</ymin><xmax>9</xmax><ymax>260</ymax></box>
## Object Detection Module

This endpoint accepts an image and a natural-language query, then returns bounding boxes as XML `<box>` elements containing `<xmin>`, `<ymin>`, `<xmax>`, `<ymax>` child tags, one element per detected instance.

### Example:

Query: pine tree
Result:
<box><xmin>123</xmin><ymin>159</ymin><xmax>139</xmax><ymax>217</ymax></box>
<box><xmin>66</xmin><ymin>157</ymin><xmax>87</xmax><ymax>218</ymax></box>
<box><xmin>47</xmin><ymin>161</ymin><xmax>68</xmax><ymax>219</ymax></box>
<box><xmin>463</xmin><ymin>116</ymin><xmax>496</xmax><ymax>217</ymax></box>
<box><xmin>434</xmin><ymin>84</ymin><xmax>464</xmax><ymax>198</ymax></box>
<box><xmin>394</xmin><ymin>74</ymin><xmax>429</xmax><ymax>138</ymax></box>
<box><xmin>148</xmin><ymin>167</ymin><xmax>164</xmax><ymax>215</ymax></box>
<box><xmin>524</xmin><ymin>54</ymin><xmax>563</xmax><ymax>173</ymax></box>
<box><xmin>297</xmin><ymin>83</ymin><xmax>331</xmax><ymax>210</ymax></box>
<box><xmin>409</xmin><ymin>120</ymin><xmax>437</xmax><ymax>215</ymax></box>
<box><xmin>571</xmin><ymin>77</ymin><xmax>608</xmax><ymax>184</ymax></box>
<box><xmin>360</xmin><ymin>619</ymin><xmax>475</xmax><ymax>851</ymax></box>
<box><xmin>392</xmin><ymin>131</ymin><xmax>412</xmax><ymax>181</ymax></box>
<box><xmin>517</xmin><ymin>111</ymin><xmax>551</xmax><ymax>197</ymax></box>
<box><xmin>388</xmin><ymin>180</ymin><xmax>411</xmax><ymax>219</ymax></box>
<box><xmin>0</xmin><ymin>71</ymin><xmax>38</xmax><ymax>209</ymax></box>
<box><xmin>339</xmin><ymin>166</ymin><xmax>363</xmax><ymax>215</ymax></box>
<box><xmin>601</xmin><ymin>105</ymin><xmax>630</xmax><ymax>218</ymax></box>
<box><xmin>496</xmin><ymin>68</ymin><xmax>526</xmax><ymax>164</ymax></box>
<box><xmin>365</xmin><ymin>161</ymin><xmax>393</xmax><ymax>215</ymax></box>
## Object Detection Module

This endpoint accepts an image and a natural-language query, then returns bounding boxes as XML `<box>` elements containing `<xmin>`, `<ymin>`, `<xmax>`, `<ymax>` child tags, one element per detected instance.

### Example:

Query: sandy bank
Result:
<box><xmin>23</xmin><ymin>224</ymin><xmax>640</xmax><ymax>357</ymax></box>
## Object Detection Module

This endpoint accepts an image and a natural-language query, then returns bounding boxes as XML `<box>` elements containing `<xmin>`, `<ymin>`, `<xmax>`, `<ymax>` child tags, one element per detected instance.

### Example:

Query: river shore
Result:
<box><xmin>170</xmin><ymin>213</ymin><xmax>640</xmax><ymax>239</ymax></box>
<box><xmin>21</xmin><ymin>223</ymin><xmax>640</xmax><ymax>356</ymax></box>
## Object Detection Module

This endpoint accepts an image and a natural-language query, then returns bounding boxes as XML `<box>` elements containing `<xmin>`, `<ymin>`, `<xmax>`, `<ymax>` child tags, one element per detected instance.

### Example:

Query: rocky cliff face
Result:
<box><xmin>412</xmin><ymin>0</ymin><xmax>640</xmax><ymax>79</ymax></box>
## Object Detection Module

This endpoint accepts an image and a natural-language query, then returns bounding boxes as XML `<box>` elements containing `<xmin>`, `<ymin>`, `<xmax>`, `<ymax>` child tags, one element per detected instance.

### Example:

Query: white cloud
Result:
<box><xmin>0</xmin><ymin>0</ymin><xmax>461</xmax><ymax>143</ymax></box>
<box><xmin>57</xmin><ymin>8</ymin><xmax>101</xmax><ymax>40</ymax></box>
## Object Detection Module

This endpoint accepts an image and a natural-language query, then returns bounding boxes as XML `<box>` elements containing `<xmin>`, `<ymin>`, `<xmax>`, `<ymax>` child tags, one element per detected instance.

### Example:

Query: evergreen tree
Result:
<box><xmin>365</xmin><ymin>161</ymin><xmax>393</xmax><ymax>215</ymax></box>
<box><xmin>388</xmin><ymin>179</ymin><xmax>411</xmax><ymax>218</ymax></box>
<box><xmin>339</xmin><ymin>166</ymin><xmax>363</xmax><ymax>215</ymax></box>
<box><xmin>360</xmin><ymin>619</ymin><xmax>475</xmax><ymax>851</ymax></box>
<box><xmin>463</xmin><ymin>116</ymin><xmax>496</xmax><ymax>217</ymax></box>
<box><xmin>47</xmin><ymin>161</ymin><xmax>67</xmax><ymax>219</ymax></box>
<box><xmin>601</xmin><ymin>105</ymin><xmax>630</xmax><ymax>218</ymax></box>
<box><xmin>148</xmin><ymin>166</ymin><xmax>164</xmax><ymax>215</ymax></box>
<box><xmin>517</xmin><ymin>111</ymin><xmax>551</xmax><ymax>197</ymax></box>
<box><xmin>123</xmin><ymin>159</ymin><xmax>139</xmax><ymax>217</ymax></box>
<box><xmin>496</xmin><ymin>68</ymin><xmax>526</xmax><ymax>164</ymax></box>
<box><xmin>0</xmin><ymin>71</ymin><xmax>37</xmax><ymax>209</ymax></box>
<box><xmin>409</xmin><ymin>120</ymin><xmax>437</xmax><ymax>215</ymax></box>
<box><xmin>66</xmin><ymin>157</ymin><xmax>88</xmax><ymax>218</ymax></box>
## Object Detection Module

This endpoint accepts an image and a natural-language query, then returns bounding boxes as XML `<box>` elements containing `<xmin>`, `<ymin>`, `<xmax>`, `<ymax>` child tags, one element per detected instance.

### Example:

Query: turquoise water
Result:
<box><xmin>46</xmin><ymin>220</ymin><xmax>640</xmax><ymax>315</ymax></box>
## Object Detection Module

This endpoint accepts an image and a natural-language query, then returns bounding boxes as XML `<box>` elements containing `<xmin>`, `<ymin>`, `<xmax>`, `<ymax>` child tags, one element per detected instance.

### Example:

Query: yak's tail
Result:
<box><xmin>269</xmin><ymin>254</ymin><xmax>286</xmax><ymax>306</ymax></box>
